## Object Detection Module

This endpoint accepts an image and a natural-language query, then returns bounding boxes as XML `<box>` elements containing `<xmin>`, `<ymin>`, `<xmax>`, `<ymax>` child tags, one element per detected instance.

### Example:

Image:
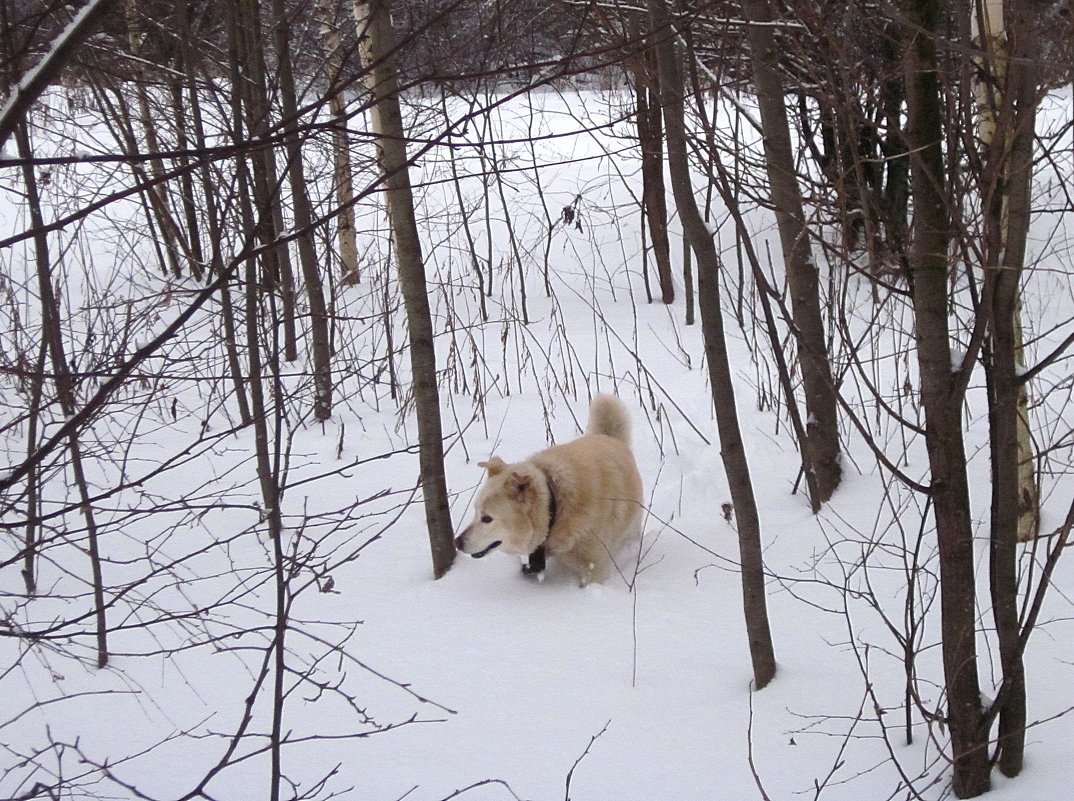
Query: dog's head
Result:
<box><xmin>455</xmin><ymin>456</ymin><xmax>543</xmax><ymax>560</ymax></box>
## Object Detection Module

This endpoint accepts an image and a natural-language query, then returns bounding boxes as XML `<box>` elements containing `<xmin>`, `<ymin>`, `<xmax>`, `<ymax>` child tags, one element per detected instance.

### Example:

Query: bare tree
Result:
<box><xmin>271</xmin><ymin>0</ymin><xmax>334</xmax><ymax>420</ymax></box>
<box><xmin>903</xmin><ymin>0</ymin><xmax>990</xmax><ymax>794</ymax></box>
<box><xmin>627</xmin><ymin>13</ymin><xmax>675</xmax><ymax>305</ymax></box>
<box><xmin>977</xmin><ymin>0</ymin><xmax>1043</xmax><ymax>779</ymax></box>
<box><xmin>231</xmin><ymin>0</ymin><xmax>300</xmax><ymax>363</ymax></box>
<box><xmin>1</xmin><ymin>3</ymin><xmax>110</xmax><ymax>667</ymax></box>
<box><xmin>13</xmin><ymin>119</ymin><xmax>109</xmax><ymax>668</ymax></box>
<box><xmin>0</xmin><ymin>0</ymin><xmax>115</xmax><ymax>149</ymax></box>
<box><xmin>740</xmin><ymin>0</ymin><xmax>842</xmax><ymax>504</ymax></box>
<box><xmin>355</xmin><ymin>0</ymin><xmax>456</xmax><ymax>578</ymax></box>
<box><xmin>124</xmin><ymin>0</ymin><xmax>189</xmax><ymax>280</ymax></box>
<box><xmin>175</xmin><ymin>0</ymin><xmax>252</xmax><ymax>424</ymax></box>
<box><xmin>318</xmin><ymin>0</ymin><xmax>361</xmax><ymax>286</ymax></box>
<box><xmin>649</xmin><ymin>0</ymin><xmax>776</xmax><ymax>689</ymax></box>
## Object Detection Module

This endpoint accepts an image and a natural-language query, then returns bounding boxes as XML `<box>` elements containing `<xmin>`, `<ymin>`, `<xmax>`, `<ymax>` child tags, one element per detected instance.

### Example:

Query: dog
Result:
<box><xmin>455</xmin><ymin>395</ymin><xmax>643</xmax><ymax>586</ymax></box>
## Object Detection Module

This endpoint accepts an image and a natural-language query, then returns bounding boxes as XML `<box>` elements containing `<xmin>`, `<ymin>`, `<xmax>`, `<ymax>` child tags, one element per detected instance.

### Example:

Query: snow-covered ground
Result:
<box><xmin>2</xmin><ymin>85</ymin><xmax>1073</xmax><ymax>800</ymax></box>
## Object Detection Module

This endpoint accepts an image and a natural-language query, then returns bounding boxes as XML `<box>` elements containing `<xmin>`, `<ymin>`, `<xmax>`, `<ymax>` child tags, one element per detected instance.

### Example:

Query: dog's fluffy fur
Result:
<box><xmin>455</xmin><ymin>395</ymin><xmax>643</xmax><ymax>585</ymax></box>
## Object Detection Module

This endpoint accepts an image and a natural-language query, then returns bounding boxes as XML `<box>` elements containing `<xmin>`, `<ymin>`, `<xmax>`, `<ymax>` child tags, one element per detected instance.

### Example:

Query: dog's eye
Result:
<box><xmin>481</xmin><ymin>514</ymin><xmax>493</xmax><ymax>524</ymax></box>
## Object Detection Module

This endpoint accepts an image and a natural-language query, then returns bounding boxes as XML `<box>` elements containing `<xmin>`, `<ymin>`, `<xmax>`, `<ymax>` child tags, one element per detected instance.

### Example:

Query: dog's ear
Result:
<box><xmin>508</xmin><ymin>471</ymin><xmax>533</xmax><ymax>500</ymax></box>
<box><xmin>478</xmin><ymin>456</ymin><xmax>506</xmax><ymax>476</ymax></box>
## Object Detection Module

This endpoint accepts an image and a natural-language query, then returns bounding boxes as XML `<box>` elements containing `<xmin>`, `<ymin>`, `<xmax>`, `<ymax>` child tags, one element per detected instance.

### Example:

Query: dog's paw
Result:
<box><xmin>577</xmin><ymin>561</ymin><xmax>610</xmax><ymax>588</ymax></box>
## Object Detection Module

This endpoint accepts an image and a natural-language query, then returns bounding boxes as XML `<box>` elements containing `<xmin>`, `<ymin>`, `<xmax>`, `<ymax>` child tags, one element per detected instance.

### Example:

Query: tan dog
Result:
<box><xmin>455</xmin><ymin>395</ymin><xmax>643</xmax><ymax>585</ymax></box>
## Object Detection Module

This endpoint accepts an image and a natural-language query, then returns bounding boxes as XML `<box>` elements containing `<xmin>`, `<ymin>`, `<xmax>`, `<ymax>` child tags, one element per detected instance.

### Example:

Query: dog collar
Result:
<box><xmin>544</xmin><ymin>470</ymin><xmax>558</xmax><ymax>532</ymax></box>
<box><xmin>522</xmin><ymin>467</ymin><xmax>557</xmax><ymax>575</ymax></box>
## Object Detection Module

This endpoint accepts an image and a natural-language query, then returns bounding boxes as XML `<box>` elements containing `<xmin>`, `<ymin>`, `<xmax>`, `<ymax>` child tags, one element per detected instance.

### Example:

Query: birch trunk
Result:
<box><xmin>975</xmin><ymin>0</ymin><xmax>1038</xmax><ymax>544</ymax></box>
<box><xmin>977</xmin><ymin>0</ymin><xmax>1040</xmax><ymax>778</ymax></box>
<box><xmin>317</xmin><ymin>0</ymin><xmax>361</xmax><ymax>286</ymax></box>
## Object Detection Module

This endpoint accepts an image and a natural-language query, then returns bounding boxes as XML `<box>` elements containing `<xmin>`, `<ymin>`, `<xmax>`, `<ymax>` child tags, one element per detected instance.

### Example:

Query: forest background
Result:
<box><xmin>3</xmin><ymin>1</ymin><xmax>1074</xmax><ymax>799</ymax></box>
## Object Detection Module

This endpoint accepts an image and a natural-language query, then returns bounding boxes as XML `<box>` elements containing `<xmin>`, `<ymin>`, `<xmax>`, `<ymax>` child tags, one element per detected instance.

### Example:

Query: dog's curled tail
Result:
<box><xmin>585</xmin><ymin>394</ymin><xmax>631</xmax><ymax>444</ymax></box>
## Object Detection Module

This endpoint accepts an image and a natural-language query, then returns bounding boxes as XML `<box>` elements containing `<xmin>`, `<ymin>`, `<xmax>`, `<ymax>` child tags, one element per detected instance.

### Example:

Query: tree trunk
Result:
<box><xmin>648</xmin><ymin>0</ymin><xmax>775</xmax><ymax>689</ymax></box>
<box><xmin>354</xmin><ymin>0</ymin><xmax>455</xmax><ymax>578</ymax></box>
<box><xmin>741</xmin><ymin>0</ymin><xmax>841</xmax><ymax>503</ymax></box>
<box><xmin>125</xmin><ymin>0</ymin><xmax>189</xmax><ymax>279</ymax></box>
<box><xmin>15</xmin><ymin>120</ymin><xmax>109</xmax><ymax>668</ymax></box>
<box><xmin>879</xmin><ymin>19</ymin><xmax>909</xmax><ymax>272</ymax></box>
<box><xmin>903</xmin><ymin>1</ymin><xmax>990</xmax><ymax>795</ymax></box>
<box><xmin>178</xmin><ymin>0</ymin><xmax>251</xmax><ymax>424</ymax></box>
<box><xmin>167</xmin><ymin>75</ymin><xmax>205</xmax><ymax>282</ymax></box>
<box><xmin>232</xmin><ymin>0</ymin><xmax>299</xmax><ymax>363</ymax></box>
<box><xmin>22</xmin><ymin>336</ymin><xmax>47</xmax><ymax>595</ymax></box>
<box><xmin>629</xmin><ymin>21</ymin><xmax>674</xmax><ymax>305</ymax></box>
<box><xmin>317</xmin><ymin>0</ymin><xmax>361</xmax><ymax>286</ymax></box>
<box><xmin>979</xmin><ymin>0</ymin><xmax>1040</xmax><ymax>777</ymax></box>
<box><xmin>271</xmin><ymin>0</ymin><xmax>333</xmax><ymax>421</ymax></box>
<box><xmin>241</xmin><ymin>198</ymin><xmax>288</xmax><ymax>801</ymax></box>
<box><xmin>975</xmin><ymin>0</ymin><xmax>1038</xmax><ymax>545</ymax></box>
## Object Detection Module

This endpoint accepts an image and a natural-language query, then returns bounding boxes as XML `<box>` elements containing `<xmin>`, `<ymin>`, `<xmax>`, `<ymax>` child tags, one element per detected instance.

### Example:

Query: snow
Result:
<box><xmin>1</xmin><ymin>84</ymin><xmax>1073</xmax><ymax>801</ymax></box>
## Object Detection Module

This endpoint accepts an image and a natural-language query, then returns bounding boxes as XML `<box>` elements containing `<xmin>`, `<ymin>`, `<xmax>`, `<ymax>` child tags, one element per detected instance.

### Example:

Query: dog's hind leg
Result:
<box><xmin>560</xmin><ymin>537</ymin><xmax>611</xmax><ymax>586</ymax></box>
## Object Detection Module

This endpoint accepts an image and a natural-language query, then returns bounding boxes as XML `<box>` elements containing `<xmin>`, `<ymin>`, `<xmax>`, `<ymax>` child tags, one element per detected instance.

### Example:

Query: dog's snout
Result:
<box><xmin>454</xmin><ymin>534</ymin><xmax>464</xmax><ymax>551</ymax></box>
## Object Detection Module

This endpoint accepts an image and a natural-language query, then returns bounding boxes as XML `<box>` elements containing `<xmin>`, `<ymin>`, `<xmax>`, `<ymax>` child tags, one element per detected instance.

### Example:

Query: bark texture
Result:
<box><xmin>903</xmin><ymin>1</ymin><xmax>990</xmax><ymax>795</ymax></box>
<box><xmin>980</xmin><ymin>1</ymin><xmax>1040</xmax><ymax>777</ymax></box>
<box><xmin>355</xmin><ymin>0</ymin><xmax>455</xmax><ymax>578</ymax></box>
<box><xmin>629</xmin><ymin>27</ymin><xmax>675</xmax><ymax>305</ymax></box>
<box><xmin>318</xmin><ymin>0</ymin><xmax>361</xmax><ymax>286</ymax></box>
<box><xmin>741</xmin><ymin>0</ymin><xmax>841</xmax><ymax>504</ymax></box>
<box><xmin>271</xmin><ymin>0</ymin><xmax>333</xmax><ymax>421</ymax></box>
<box><xmin>649</xmin><ymin>0</ymin><xmax>775</xmax><ymax>689</ymax></box>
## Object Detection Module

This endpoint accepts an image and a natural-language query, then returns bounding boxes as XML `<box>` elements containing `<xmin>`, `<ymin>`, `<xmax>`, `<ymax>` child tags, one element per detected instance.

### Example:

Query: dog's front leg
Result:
<box><xmin>522</xmin><ymin>545</ymin><xmax>546</xmax><ymax>576</ymax></box>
